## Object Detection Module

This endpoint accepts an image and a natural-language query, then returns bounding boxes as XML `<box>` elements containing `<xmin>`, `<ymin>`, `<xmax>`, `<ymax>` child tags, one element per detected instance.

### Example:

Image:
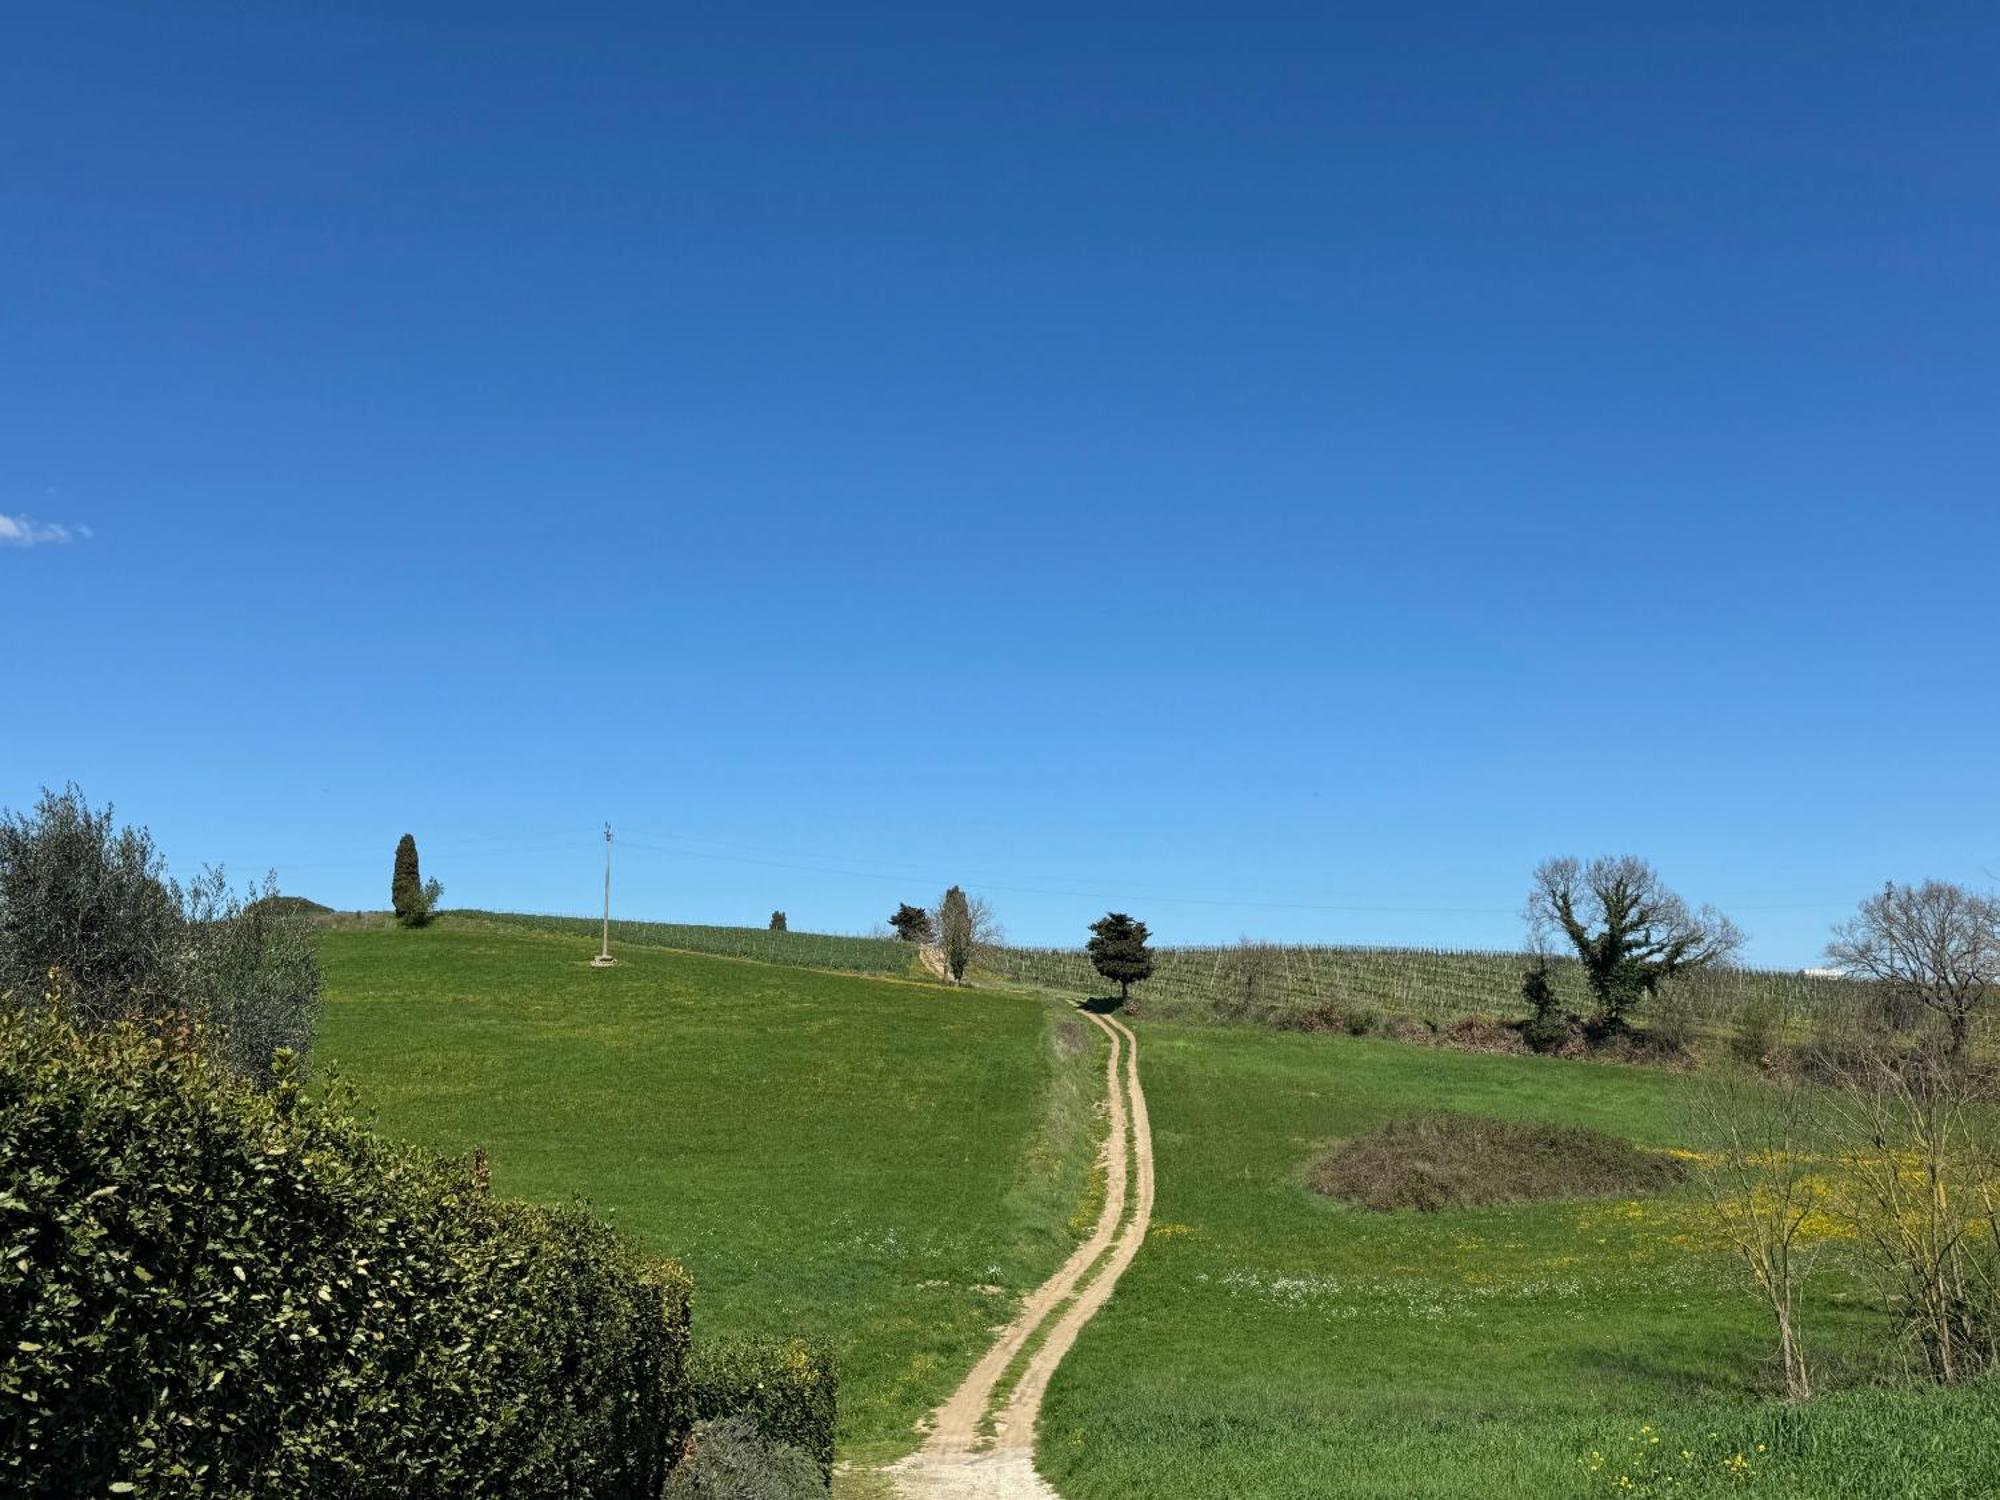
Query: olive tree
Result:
<box><xmin>1527</xmin><ymin>855</ymin><xmax>1740</xmax><ymax>1031</ymax></box>
<box><xmin>0</xmin><ymin>785</ymin><xmax>321</xmax><ymax>1082</ymax></box>
<box><xmin>0</xmin><ymin>784</ymin><xmax>180</xmax><ymax>1022</ymax></box>
<box><xmin>1827</xmin><ymin>881</ymin><xmax>2000</xmax><ymax>1057</ymax></box>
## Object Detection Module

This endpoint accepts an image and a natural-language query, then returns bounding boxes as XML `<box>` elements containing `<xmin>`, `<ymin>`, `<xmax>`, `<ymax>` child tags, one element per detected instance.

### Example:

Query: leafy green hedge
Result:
<box><xmin>0</xmin><ymin>1010</ymin><xmax>695</xmax><ymax>1498</ymax></box>
<box><xmin>688</xmin><ymin>1335</ymin><xmax>837</xmax><ymax>1482</ymax></box>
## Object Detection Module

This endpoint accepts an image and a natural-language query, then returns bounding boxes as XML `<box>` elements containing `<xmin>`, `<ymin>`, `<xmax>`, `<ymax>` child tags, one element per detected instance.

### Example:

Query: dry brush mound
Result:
<box><xmin>1309</xmin><ymin>1111</ymin><xmax>1687</xmax><ymax>1213</ymax></box>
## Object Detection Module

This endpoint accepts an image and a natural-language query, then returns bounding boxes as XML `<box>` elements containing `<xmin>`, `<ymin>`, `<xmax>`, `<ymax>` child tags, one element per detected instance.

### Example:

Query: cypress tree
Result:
<box><xmin>769</xmin><ymin>910</ymin><xmax>787</xmax><ymax>931</ymax></box>
<box><xmin>938</xmin><ymin>886</ymin><xmax>973</xmax><ymax>983</ymax></box>
<box><xmin>1087</xmin><ymin>912</ymin><xmax>1155</xmax><ymax>1003</ymax></box>
<box><xmin>391</xmin><ymin>834</ymin><xmax>421</xmax><ymax>922</ymax></box>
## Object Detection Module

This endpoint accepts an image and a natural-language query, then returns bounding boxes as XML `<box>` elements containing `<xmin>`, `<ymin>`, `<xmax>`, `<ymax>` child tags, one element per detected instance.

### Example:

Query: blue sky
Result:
<box><xmin>5</xmin><ymin>5</ymin><xmax>1996</xmax><ymax>964</ymax></box>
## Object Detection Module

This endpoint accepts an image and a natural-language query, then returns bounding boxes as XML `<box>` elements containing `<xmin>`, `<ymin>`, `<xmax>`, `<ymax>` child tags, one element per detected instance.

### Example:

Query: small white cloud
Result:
<box><xmin>0</xmin><ymin>513</ymin><xmax>84</xmax><ymax>547</ymax></box>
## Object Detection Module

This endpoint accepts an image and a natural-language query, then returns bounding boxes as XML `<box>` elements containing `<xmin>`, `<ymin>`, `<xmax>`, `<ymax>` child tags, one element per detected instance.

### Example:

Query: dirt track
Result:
<box><xmin>889</xmin><ymin>1005</ymin><xmax>1152</xmax><ymax>1500</ymax></box>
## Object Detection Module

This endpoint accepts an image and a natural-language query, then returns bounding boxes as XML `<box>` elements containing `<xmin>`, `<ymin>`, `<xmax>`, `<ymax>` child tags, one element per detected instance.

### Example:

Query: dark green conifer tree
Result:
<box><xmin>1087</xmin><ymin>912</ymin><xmax>1155</xmax><ymax>1002</ymax></box>
<box><xmin>391</xmin><ymin>834</ymin><xmax>422</xmax><ymax>923</ymax></box>
<box><xmin>938</xmin><ymin>886</ymin><xmax>973</xmax><ymax>983</ymax></box>
<box><xmin>888</xmin><ymin>903</ymin><xmax>933</xmax><ymax>943</ymax></box>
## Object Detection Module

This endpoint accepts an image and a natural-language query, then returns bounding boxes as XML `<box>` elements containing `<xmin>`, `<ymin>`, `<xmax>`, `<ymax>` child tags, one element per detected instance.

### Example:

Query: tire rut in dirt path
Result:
<box><xmin>889</xmin><ymin>1006</ymin><xmax>1151</xmax><ymax>1500</ymax></box>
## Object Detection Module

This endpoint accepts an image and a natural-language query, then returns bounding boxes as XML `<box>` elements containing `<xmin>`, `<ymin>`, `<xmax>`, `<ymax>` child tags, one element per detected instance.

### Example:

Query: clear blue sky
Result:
<box><xmin>5</xmin><ymin>5</ymin><xmax>1996</xmax><ymax>965</ymax></box>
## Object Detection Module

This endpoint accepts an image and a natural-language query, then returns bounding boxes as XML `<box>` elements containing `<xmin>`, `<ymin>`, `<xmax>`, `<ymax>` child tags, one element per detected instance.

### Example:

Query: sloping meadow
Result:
<box><xmin>1037</xmin><ymin>1024</ymin><xmax>2000</xmax><ymax>1500</ymax></box>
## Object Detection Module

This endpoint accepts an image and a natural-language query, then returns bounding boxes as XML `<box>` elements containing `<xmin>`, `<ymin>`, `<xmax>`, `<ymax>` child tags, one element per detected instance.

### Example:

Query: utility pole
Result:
<box><xmin>590</xmin><ymin>822</ymin><xmax>617</xmax><ymax>967</ymax></box>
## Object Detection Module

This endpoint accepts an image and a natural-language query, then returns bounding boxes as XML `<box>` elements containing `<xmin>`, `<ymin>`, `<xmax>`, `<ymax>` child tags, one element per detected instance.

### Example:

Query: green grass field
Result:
<box><xmin>316</xmin><ymin>917</ymin><xmax>1998</xmax><ymax>1498</ymax></box>
<box><xmin>456</xmin><ymin>909</ymin><xmax>916</xmax><ymax>977</ymax></box>
<box><xmin>1038</xmin><ymin>1022</ymin><xmax>2000</xmax><ymax>1499</ymax></box>
<box><xmin>314</xmin><ymin>918</ymin><xmax>1102</xmax><ymax>1465</ymax></box>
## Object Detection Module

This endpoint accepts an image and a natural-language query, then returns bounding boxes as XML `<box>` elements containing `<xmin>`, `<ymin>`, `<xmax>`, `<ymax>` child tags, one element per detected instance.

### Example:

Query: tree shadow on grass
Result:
<box><xmin>1572</xmin><ymin>1342</ymin><xmax>1750</xmax><ymax>1399</ymax></box>
<box><xmin>1079</xmin><ymin>996</ymin><xmax>1128</xmax><ymax>1015</ymax></box>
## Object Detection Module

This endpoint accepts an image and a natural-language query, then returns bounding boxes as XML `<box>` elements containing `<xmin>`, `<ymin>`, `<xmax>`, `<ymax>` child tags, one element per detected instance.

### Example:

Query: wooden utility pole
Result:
<box><xmin>590</xmin><ymin>822</ymin><xmax>617</xmax><ymax>967</ymax></box>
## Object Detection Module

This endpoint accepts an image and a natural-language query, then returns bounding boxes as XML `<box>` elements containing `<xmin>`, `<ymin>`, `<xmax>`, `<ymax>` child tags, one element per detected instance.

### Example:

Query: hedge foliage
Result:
<box><xmin>0</xmin><ymin>1008</ymin><xmax>695</xmax><ymax>1498</ymax></box>
<box><xmin>688</xmin><ymin>1335</ymin><xmax>837</xmax><ymax>1483</ymax></box>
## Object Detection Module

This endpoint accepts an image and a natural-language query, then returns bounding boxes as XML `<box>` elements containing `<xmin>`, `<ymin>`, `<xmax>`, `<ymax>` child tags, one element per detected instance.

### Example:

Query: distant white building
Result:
<box><xmin>1800</xmin><ymin>967</ymin><xmax>1848</xmax><ymax>980</ymax></box>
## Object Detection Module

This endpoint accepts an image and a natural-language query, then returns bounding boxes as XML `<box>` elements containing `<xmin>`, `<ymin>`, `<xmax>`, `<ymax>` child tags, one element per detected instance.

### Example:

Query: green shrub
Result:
<box><xmin>688</xmin><ymin>1336</ymin><xmax>837</xmax><ymax>1482</ymax></box>
<box><xmin>1343</xmin><ymin>1005</ymin><xmax>1382</xmax><ymax>1037</ymax></box>
<box><xmin>665</xmin><ymin>1415</ymin><xmax>824</xmax><ymax>1499</ymax></box>
<box><xmin>0</xmin><ymin>1009</ymin><xmax>693</xmax><ymax>1498</ymax></box>
<box><xmin>1731</xmin><ymin>995</ymin><xmax>1784</xmax><ymax>1065</ymax></box>
<box><xmin>1646</xmin><ymin>990</ymin><xmax>1700</xmax><ymax>1055</ymax></box>
<box><xmin>1309</xmin><ymin>1112</ymin><xmax>1687</xmax><ymax>1213</ymax></box>
<box><xmin>1522</xmin><ymin>1009</ymin><xmax>1572</xmax><ymax>1054</ymax></box>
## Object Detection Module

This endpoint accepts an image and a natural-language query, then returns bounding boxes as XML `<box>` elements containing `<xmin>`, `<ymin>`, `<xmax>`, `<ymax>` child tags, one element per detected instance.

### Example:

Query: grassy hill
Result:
<box><xmin>455</xmin><ymin>909</ymin><xmax>915</xmax><ymax>974</ymax></box>
<box><xmin>319</xmin><ymin>912</ymin><xmax>1997</xmax><ymax>1498</ymax></box>
<box><xmin>461</xmin><ymin>909</ymin><xmax>1869</xmax><ymax>1042</ymax></box>
<box><xmin>314</xmin><ymin>918</ymin><xmax>1102</xmax><ymax>1465</ymax></box>
<box><xmin>1039</xmin><ymin>1023</ymin><xmax>2000</xmax><ymax>1499</ymax></box>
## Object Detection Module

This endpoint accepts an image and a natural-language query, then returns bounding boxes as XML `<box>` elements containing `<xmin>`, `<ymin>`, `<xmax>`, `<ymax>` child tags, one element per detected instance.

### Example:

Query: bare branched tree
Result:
<box><xmin>1526</xmin><ymin>856</ymin><xmax>1742</xmax><ymax>1030</ymax></box>
<box><xmin>1684</xmin><ymin>1067</ymin><xmax>1826</xmax><ymax>1400</ymax></box>
<box><xmin>1827</xmin><ymin>881</ymin><xmax>2000</xmax><ymax>1057</ymax></box>
<box><xmin>1815</xmin><ymin>1046</ymin><xmax>2000</xmax><ymax>1383</ymax></box>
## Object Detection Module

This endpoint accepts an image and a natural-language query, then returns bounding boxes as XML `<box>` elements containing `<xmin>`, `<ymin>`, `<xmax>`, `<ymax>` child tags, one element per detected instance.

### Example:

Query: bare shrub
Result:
<box><xmin>665</xmin><ymin>1414</ymin><xmax>824</xmax><ymax>1499</ymax></box>
<box><xmin>1226</xmin><ymin>940</ymin><xmax>1279</xmax><ymax>1021</ymax></box>
<box><xmin>1814</xmin><ymin>1045</ymin><xmax>2000</xmax><ymax>1383</ymax></box>
<box><xmin>1442</xmin><ymin>1015</ymin><xmax>1529</xmax><ymax>1055</ymax></box>
<box><xmin>1684</xmin><ymin>1066</ymin><xmax>1826</xmax><ymax>1400</ymax></box>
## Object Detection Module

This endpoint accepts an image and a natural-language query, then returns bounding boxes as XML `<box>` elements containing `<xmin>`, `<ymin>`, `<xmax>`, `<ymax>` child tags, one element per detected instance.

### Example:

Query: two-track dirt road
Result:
<box><xmin>889</xmin><ymin>1004</ymin><xmax>1153</xmax><ymax>1500</ymax></box>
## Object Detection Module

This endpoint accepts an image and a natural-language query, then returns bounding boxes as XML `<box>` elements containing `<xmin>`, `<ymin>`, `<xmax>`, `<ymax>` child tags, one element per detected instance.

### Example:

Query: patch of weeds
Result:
<box><xmin>1581</xmin><ymin>1423</ymin><xmax>1771</xmax><ymax>1494</ymax></box>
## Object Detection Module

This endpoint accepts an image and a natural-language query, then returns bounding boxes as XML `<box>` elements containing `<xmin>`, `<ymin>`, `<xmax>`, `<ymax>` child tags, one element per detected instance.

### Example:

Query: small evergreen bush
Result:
<box><xmin>0</xmin><ymin>1007</ymin><xmax>693</xmax><ymax>1498</ymax></box>
<box><xmin>1519</xmin><ymin>963</ymin><xmax>1570</xmax><ymax>1054</ymax></box>
<box><xmin>688</xmin><ymin>1335</ymin><xmax>837</xmax><ymax>1482</ymax></box>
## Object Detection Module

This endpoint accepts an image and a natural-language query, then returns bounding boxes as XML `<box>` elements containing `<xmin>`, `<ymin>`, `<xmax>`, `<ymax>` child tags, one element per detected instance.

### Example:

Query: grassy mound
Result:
<box><xmin>1309</xmin><ymin>1110</ymin><xmax>1685</xmax><ymax>1212</ymax></box>
<box><xmin>246</xmin><ymin>892</ymin><xmax>334</xmax><ymax>916</ymax></box>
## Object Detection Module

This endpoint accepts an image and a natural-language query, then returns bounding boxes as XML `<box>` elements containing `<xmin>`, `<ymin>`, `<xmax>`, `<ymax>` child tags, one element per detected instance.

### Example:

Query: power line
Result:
<box><xmin>614</xmin><ymin>835</ymin><xmax>1520</xmax><ymax>915</ymax></box>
